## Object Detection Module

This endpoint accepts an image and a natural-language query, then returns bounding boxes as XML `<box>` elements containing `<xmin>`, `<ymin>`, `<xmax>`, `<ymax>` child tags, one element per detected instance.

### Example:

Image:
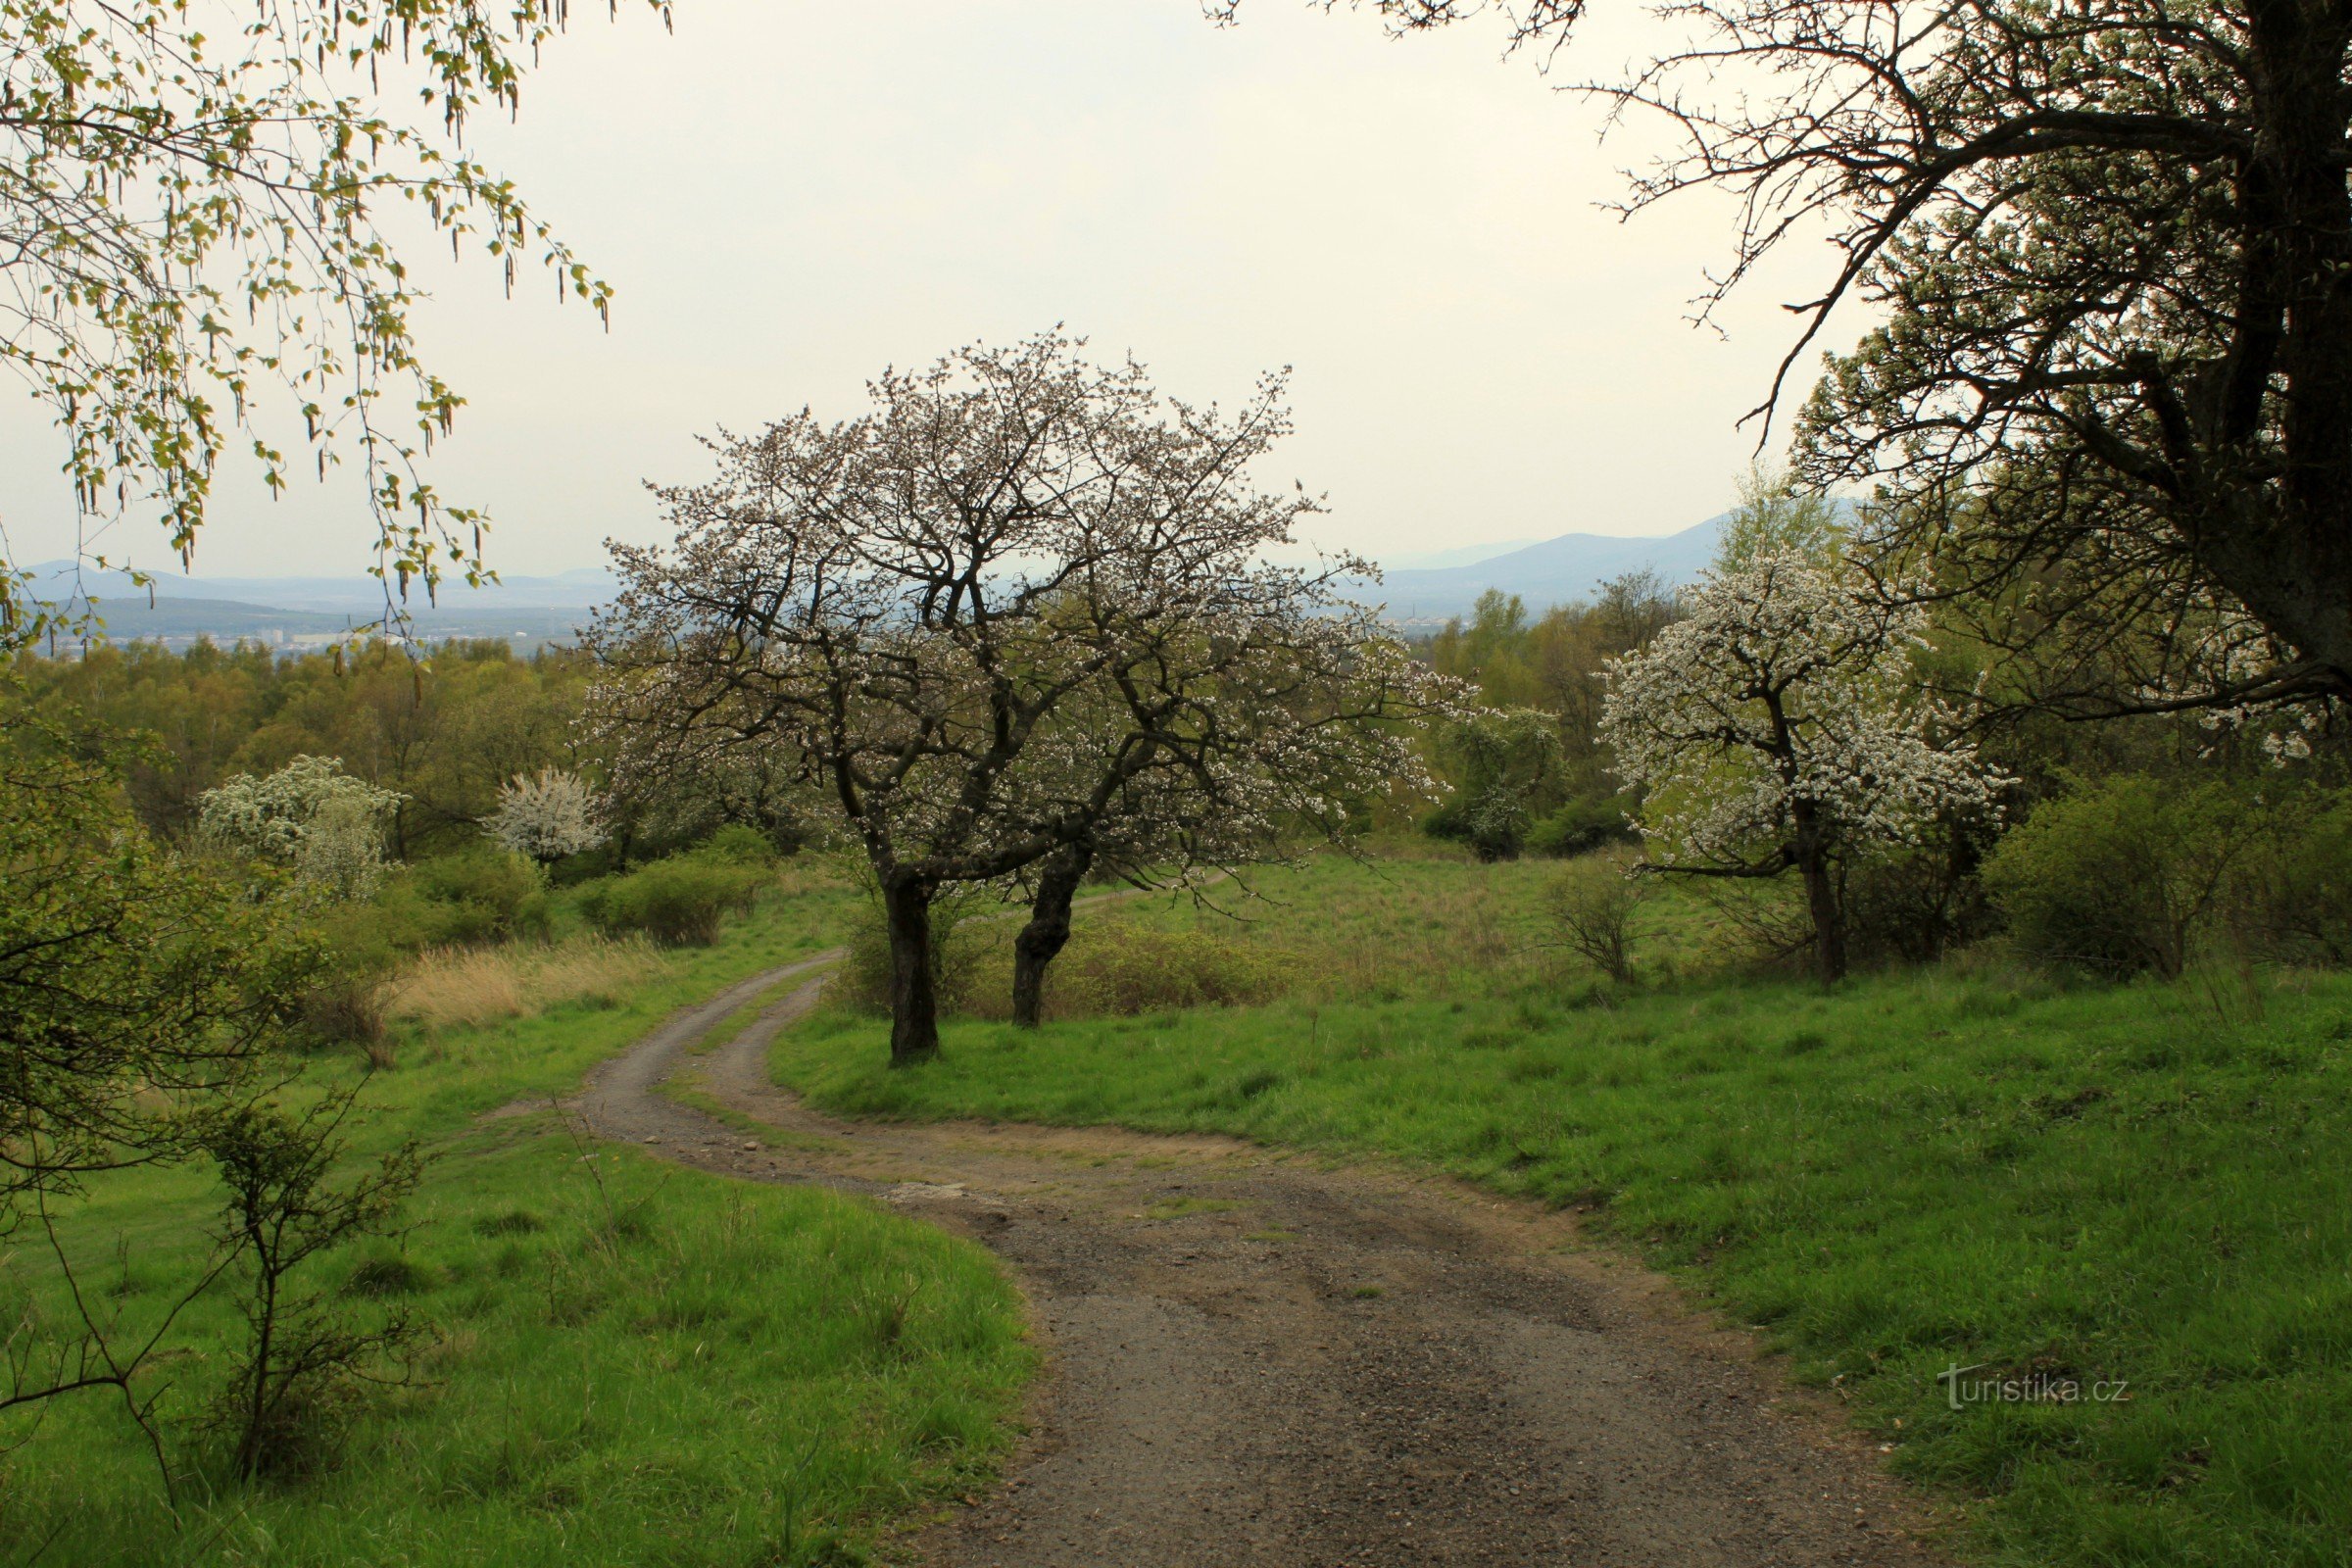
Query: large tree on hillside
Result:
<box><xmin>0</xmin><ymin>0</ymin><xmax>660</xmax><ymax>641</ymax></box>
<box><xmin>997</xmin><ymin>590</ymin><xmax>1449</xmax><ymax>1026</ymax></box>
<box><xmin>590</xmin><ymin>333</ymin><xmax>1384</xmax><ymax>1061</ymax></box>
<box><xmin>1600</xmin><ymin>544</ymin><xmax>2006</xmax><ymax>982</ymax></box>
<box><xmin>1264</xmin><ymin>0</ymin><xmax>2352</xmax><ymax>714</ymax></box>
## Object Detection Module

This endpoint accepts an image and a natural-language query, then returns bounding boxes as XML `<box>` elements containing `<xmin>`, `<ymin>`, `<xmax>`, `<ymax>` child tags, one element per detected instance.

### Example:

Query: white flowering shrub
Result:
<box><xmin>197</xmin><ymin>756</ymin><xmax>405</xmax><ymax>900</ymax></box>
<box><xmin>1599</xmin><ymin>551</ymin><xmax>2006</xmax><ymax>979</ymax></box>
<box><xmin>485</xmin><ymin>767</ymin><xmax>606</xmax><ymax>865</ymax></box>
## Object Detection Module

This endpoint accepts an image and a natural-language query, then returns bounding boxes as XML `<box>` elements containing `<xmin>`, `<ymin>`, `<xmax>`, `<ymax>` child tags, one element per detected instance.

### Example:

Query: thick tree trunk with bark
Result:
<box><xmin>1011</xmin><ymin>845</ymin><xmax>1094</xmax><ymax>1027</ymax></box>
<box><xmin>1790</xmin><ymin>800</ymin><xmax>1847</xmax><ymax>985</ymax></box>
<box><xmin>881</xmin><ymin>876</ymin><xmax>941</xmax><ymax>1063</ymax></box>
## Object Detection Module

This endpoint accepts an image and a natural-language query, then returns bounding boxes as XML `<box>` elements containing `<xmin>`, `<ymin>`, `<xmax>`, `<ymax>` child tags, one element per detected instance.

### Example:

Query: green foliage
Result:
<box><xmin>409</xmin><ymin>848</ymin><xmax>544</xmax><ymax>945</ymax></box>
<box><xmin>6</xmin><ymin>893</ymin><xmax>1025</xmax><ymax>1563</ymax></box>
<box><xmin>0</xmin><ymin>682</ymin><xmax>320</xmax><ymax>1215</ymax></box>
<box><xmin>1416</xmin><ymin>573</ymin><xmax>1679</xmax><ymax>805</ymax></box>
<box><xmin>697</xmin><ymin>821</ymin><xmax>784</xmax><ymax>868</ymax></box>
<box><xmin>1984</xmin><ymin>775</ymin><xmax>2266</xmax><ymax>977</ymax></box>
<box><xmin>198</xmin><ymin>1095</ymin><xmax>425</xmax><ymax>1480</ymax></box>
<box><xmin>1712</xmin><ymin>467</ymin><xmax>1845</xmax><ymax>571</ymax></box>
<box><xmin>2234</xmin><ymin>788</ymin><xmax>2352</xmax><ymax>965</ymax></box>
<box><xmin>576</xmin><ymin>855</ymin><xmax>770</xmax><ymax>947</ymax></box>
<box><xmin>1525</xmin><ymin>791</ymin><xmax>1639</xmax><ymax>858</ymax></box>
<box><xmin>13</xmin><ymin>639</ymin><xmax>598</xmax><ymax>853</ymax></box>
<box><xmin>1425</xmin><ymin>708</ymin><xmax>1564</xmax><ymax>861</ymax></box>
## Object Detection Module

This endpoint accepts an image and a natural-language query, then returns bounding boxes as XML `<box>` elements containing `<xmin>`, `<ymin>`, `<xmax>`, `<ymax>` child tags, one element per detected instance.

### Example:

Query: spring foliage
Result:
<box><xmin>0</xmin><ymin>1</ymin><xmax>666</xmax><ymax>641</ymax></box>
<box><xmin>485</xmin><ymin>767</ymin><xmax>607</xmax><ymax>865</ymax></box>
<box><xmin>198</xmin><ymin>756</ymin><xmax>405</xmax><ymax>899</ymax></box>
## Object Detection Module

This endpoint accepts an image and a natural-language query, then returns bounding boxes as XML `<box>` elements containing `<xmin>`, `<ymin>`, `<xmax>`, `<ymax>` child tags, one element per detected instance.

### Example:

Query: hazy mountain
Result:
<box><xmin>25</xmin><ymin>561</ymin><xmax>615</xmax><ymax>614</ymax></box>
<box><xmin>1380</xmin><ymin>537</ymin><xmax>1545</xmax><ymax>570</ymax></box>
<box><xmin>1360</xmin><ymin>514</ymin><xmax>1729</xmax><ymax>626</ymax></box>
<box><xmin>22</xmin><ymin>560</ymin><xmax>613</xmax><ymax>652</ymax></box>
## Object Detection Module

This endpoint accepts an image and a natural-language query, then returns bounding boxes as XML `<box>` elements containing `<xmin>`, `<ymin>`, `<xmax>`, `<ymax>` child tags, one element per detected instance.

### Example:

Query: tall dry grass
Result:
<box><xmin>380</xmin><ymin>936</ymin><xmax>671</xmax><ymax>1034</ymax></box>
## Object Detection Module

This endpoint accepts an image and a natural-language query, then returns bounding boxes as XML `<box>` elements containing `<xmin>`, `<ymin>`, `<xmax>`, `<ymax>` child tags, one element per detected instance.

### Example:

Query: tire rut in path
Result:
<box><xmin>570</xmin><ymin>960</ymin><xmax>1948</xmax><ymax>1568</ymax></box>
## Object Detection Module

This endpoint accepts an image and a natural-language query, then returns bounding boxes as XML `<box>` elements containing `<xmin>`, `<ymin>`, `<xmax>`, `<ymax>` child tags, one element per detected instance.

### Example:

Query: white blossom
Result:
<box><xmin>196</xmin><ymin>755</ymin><xmax>405</xmax><ymax>899</ymax></box>
<box><xmin>485</xmin><ymin>767</ymin><xmax>606</xmax><ymax>864</ymax></box>
<box><xmin>1600</xmin><ymin>550</ymin><xmax>2007</xmax><ymax>975</ymax></box>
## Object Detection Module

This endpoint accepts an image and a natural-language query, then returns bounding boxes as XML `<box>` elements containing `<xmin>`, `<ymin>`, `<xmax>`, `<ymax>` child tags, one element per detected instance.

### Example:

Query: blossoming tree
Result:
<box><xmin>196</xmin><ymin>756</ymin><xmax>405</xmax><ymax>900</ymax></box>
<box><xmin>1600</xmin><ymin>553</ymin><xmax>2005</xmax><ymax>981</ymax></box>
<box><xmin>485</xmin><ymin>768</ymin><xmax>607</xmax><ymax>867</ymax></box>
<box><xmin>593</xmin><ymin>332</ymin><xmax>1438</xmax><ymax>1060</ymax></box>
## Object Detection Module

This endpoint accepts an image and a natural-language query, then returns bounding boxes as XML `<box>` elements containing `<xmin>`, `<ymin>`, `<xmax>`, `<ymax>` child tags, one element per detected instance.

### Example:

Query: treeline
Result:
<box><xmin>1411</xmin><ymin>576</ymin><xmax>1675</xmax><ymax>859</ymax></box>
<box><xmin>9</xmin><ymin>637</ymin><xmax>799</xmax><ymax>866</ymax></box>
<box><xmin>1415</xmin><ymin>484</ymin><xmax>2352</xmax><ymax>984</ymax></box>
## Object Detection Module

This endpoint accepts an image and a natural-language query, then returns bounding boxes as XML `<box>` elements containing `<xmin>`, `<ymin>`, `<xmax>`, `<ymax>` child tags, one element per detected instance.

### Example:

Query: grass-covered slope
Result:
<box><xmin>6</xmin><ymin>873</ymin><xmax>1031</xmax><ymax>1567</ymax></box>
<box><xmin>775</xmin><ymin>850</ymin><xmax>2352</xmax><ymax>1568</ymax></box>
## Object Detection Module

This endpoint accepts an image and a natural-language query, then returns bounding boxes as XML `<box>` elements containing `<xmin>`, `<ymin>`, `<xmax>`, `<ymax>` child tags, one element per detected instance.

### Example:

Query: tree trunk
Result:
<box><xmin>882</xmin><ymin>877</ymin><xmax>941</xmax><ymax>1063</ymax></box>
<box><xmin>1011</xmin><ymin>845</ymin><xmax>1093</xmax><ymax>1027</ymax></box>
<box><xmin>1791</xmin><ymin>801</ymin><xmax>1847</xmax><ymax>984</ymax></box>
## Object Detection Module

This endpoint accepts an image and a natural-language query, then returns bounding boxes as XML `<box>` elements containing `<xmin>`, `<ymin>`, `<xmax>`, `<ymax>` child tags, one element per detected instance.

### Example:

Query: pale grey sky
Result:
<box><xmin>2</xmin><ymin>1</ymin><xmax>1846</xmax><ymax>580</ymax></box>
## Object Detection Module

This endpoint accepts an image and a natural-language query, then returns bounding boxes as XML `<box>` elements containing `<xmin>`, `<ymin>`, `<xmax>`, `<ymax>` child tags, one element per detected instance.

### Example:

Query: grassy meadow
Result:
<box><xmin>4</xmin><ymin>864</ymin><xmax>1033</xmax><ymax>1567</ymax></box>
<box><xmin>777</xmin><ymin>846</ymin><xmax>2352</xmax><ymax>1568</ymax></box>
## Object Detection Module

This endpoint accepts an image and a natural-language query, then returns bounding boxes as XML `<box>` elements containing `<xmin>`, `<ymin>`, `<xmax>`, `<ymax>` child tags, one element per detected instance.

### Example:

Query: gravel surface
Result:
<box><xmin>569</xmin><ymin>958</ymin><xmax>1949</xmax><ymax>1568</ymax></box>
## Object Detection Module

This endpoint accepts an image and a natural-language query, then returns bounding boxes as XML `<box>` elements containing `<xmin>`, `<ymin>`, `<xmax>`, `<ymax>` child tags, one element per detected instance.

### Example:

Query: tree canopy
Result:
<box><xmin>0</xmin><ymin>0</ymin><xmax>662</xmax><ymax>642</ymax></box>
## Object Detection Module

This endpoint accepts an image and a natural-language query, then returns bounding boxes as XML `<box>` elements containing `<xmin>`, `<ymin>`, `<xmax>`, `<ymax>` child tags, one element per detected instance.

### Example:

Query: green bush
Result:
<box><xmin>1526</xmin><ymin>793</ymin><xmax>1639</xmax><ymax>858</ymax></box>
<box><xmin>2231</xmin><ymin>787</ymin><xmax>2352</xmax><ymax>964</ymax></box>
<box><xmin>576</xmin><ymin>856</ymin><xmax>769</xmax><ymax>946</ymax></box>
<box><xmin>1983</xmin><ymin>775</ymin><xmax>2267</xmax><ymax>978</ymax></box>
<box><xmin>1842</xmin><ymin>824</ymin><xmax>1996</xmax><ymax>966</ymax></box>
<box><xmin>697</xmin><ymin>822</ymin><xmax>783</xmax><ymax>867</ymax></box>
<box><xmin>410</xmin><ymin>847</ymin><xmax>542</xmax><ymax>944</ymax></box>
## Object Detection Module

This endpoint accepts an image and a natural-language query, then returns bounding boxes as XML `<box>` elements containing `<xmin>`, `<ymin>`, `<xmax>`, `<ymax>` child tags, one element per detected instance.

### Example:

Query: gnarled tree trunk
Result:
<box><xmin>1011</xmin><ymin>845</ymin><xmax>1094</xmax><ymax>1027</ymax></box>
<box><xmin>1790</xmin><ymin>799</ymin><xmax>1846</xmax><ymax>985</ymax></box>
<box><xmin>881</xmin><ymin>876</ymin><xmax>941</xmax><ymax>1063</ymax></box>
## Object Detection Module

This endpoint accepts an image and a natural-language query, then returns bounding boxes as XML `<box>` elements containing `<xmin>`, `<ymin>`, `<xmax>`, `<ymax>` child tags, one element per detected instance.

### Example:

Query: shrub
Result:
<box><xmin>196</xmin><ymin>756</ymin><xmax>404</xmax><ymax>900</ymax></box>
<box><xmin>483</xmin><ymin>766</ymin><xmax>606</xmax><ymax>866</ymax></box>
<box><xmin>2227</xmin><ymin>785</ymin><xmax>2352</xmax><ymax>964</ymax></box>
<box><xmin>410</xmin><ymin>847</ymin><xmax>542</xmax><ymax>945</ymax></box>
<box><xmin>577</xmin><ymin>856</ymin><xmax>768</xmax><ymax>946</ymax></box>
<box><xmin>1841</xmin><ymin>823</ymin><xmax>1997</xmax><ymax>966</ymax></box>
<box><xmin>1983</xmin><ymin>775</ymin><xmax>2266</xmax><ymax>978</ymax></box>
<box><xmin>1526</xmin><ymin>793</ymin><xmax>1639</xmax><ymax>858</ymax></box>
<box><xmin>1545</xmin><ymin>851</ymin><xmax>1647</xmax><ymax>983</ymax></box>
<box><xmin>698</xmin><ymin>822</ymin><xmax>782</xmax><ymax>867</ymax></box>
<box><xmin>295</xmin><ymin>972</ymin><xmax>389</xmax><ymax>1051</ymax></box>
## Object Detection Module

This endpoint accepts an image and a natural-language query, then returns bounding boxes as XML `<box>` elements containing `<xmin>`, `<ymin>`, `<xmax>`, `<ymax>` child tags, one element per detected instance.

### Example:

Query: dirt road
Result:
<box><xmin>572</xmin><ymin>959</ymin><xmax>1946</xmax><ymax>1568</ymax></box>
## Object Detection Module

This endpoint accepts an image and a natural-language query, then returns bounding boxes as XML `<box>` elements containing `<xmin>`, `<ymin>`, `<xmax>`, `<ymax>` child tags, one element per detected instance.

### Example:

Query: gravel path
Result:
<box><xmin>570</xmin><ymin>958</ymin><xmax>1948</xmax><ymax>1568</ymax></box>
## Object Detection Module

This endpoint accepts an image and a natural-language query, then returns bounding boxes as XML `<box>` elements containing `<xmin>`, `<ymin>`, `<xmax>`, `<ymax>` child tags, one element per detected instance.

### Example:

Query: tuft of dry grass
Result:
<box><xmin>380</xmin><ymin>936</ymin><xmax>671</xmax><ymax>1034</ymax></box>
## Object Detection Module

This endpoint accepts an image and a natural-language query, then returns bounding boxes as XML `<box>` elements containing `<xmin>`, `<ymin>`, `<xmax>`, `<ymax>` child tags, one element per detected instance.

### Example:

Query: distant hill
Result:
<box><xmin>1360</xmin><ymin>514</ymin><xmax>1729</xmax><ymax>627</ymax></box>
<box><xmin>21</xmin><ymin>560</ymin><xmax>613</xmax><ymax>653</ymax></box>
<box><xmin>25</xmin><ymin>560</ymin><xmax>615</xmax><ymax>614</ymax></box>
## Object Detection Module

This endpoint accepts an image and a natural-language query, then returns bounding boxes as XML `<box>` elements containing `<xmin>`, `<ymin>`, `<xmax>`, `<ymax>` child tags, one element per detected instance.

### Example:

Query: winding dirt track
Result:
<box><xmin>571</xmin><ymin>958</ymin><xmax>1947</xmax><ymax>1568</ymax></box>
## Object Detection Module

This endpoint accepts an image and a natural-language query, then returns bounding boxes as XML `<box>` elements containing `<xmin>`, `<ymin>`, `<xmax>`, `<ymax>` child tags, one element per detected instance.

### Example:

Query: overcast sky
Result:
<box><xmin>2</xmin><ymin>0</ymin><xmax>1849</xmax><ymax>581</ymax></box>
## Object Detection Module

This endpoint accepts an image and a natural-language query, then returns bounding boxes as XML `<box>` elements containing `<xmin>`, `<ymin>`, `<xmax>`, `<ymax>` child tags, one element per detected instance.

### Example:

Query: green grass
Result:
<box><xmin>776</xmin><ymin>849</ymin><xmax>2352</xmax><ymax>1568</ymax></box>
<box><xmin>4</xmin><ymin>873</ymin><xmax>1032</xmax><ymax>1566</ymax></box>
